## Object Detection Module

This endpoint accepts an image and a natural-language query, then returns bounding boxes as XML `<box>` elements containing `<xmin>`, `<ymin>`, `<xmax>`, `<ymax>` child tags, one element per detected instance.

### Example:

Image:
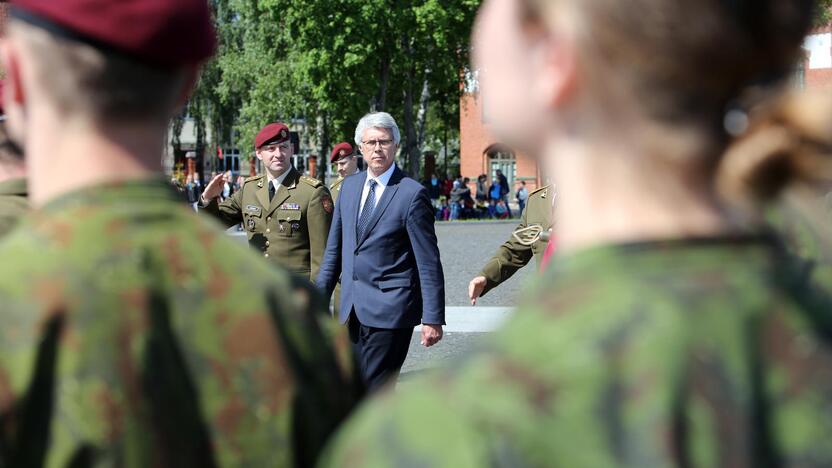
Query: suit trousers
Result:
<box><xmin>348</xmin><ymin>311</ymin><xmax>412</xmax><ymax>392</ymax></box>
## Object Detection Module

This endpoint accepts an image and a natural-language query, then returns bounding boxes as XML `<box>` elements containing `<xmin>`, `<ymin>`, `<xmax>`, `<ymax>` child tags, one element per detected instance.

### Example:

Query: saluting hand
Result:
<box><xmin>421</xmin><ymin>324</ymin><xmax>443</xmax><ymax>347</ymax></box>
<box><xmin>201</xmin><ymin>173</ymin><xmax>226</xmax><ymax>201</ymax></box>
<box><xmin>468</xmin><ymin>276</ymin><xmax>487</xmax><ymax>306</ymax></box>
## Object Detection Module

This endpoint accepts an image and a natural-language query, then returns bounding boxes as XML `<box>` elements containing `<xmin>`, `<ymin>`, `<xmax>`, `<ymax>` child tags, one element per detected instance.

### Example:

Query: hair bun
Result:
<box><xmin>716</xmin><ymin>90</ymin><xmax>832</xmax><ymax>209</ymax></box>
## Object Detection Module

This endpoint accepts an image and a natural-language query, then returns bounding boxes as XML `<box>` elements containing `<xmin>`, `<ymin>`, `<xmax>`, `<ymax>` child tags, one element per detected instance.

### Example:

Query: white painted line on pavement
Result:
<box><xmin>415</xmin><ymin>306</ymin><xmax>514</xmax><ymax>333</ymax></box>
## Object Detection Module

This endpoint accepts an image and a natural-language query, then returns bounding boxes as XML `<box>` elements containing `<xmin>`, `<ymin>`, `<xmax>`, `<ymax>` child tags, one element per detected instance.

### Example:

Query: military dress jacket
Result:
<box><xmin>0</xmin><ymin>177</ymin><xmax>28</xmax><ymax>239</ymax></box>
<box><xmin>479</xmin><ymin>184</ymin><xmax>554</xmax><ymax>296</ymax></box>
<box><xmin>0</xmin><ymin>180</ymin><xmax>361</xmax><ymax>468</ymax></box>
<box><xmin>202</xmin><ymin>168</ymin><xmax>333</xmax><ymax>281</ymax></box>
<box><xmin>323</xmin><ymin>236</ymin><xmax>832</xmax><ymax>468</ymax></box>
<box><xmin>329</xmin><ymin>177</ymin><xmax>345</xmax><ymax>203</ymax></box>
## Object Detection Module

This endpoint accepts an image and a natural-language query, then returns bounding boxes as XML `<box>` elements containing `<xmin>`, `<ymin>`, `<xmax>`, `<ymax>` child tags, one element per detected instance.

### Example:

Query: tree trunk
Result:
<box><xmin>372</xmin><ymin>53</ymin><xmax>391</xmax><ymax>112</ymax></box>
<box><xmin>416</xmin><ymin>76</ymin><xmax>430</xmax><ymax>149</ymax></box>
<box><xmin>317</xmin><ymin>113</ymin><xmax>329</xmax><ymax>183</ymax></box>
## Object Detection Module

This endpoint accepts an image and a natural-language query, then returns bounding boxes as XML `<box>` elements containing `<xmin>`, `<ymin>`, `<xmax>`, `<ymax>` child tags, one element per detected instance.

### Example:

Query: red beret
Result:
<box><xmin>254</xmin><ymin>123</ymin><xmax>291</xmax><ymax>149</ymax></box>
<box><xmin>330</xmin><ymin>142</ymin><xmax>354</xmax><ymax>163</ymax></box>
<box><xmin>9</xmin><ymin>0</ymin><xmax>217</xmax><ymax>68</ymax></box>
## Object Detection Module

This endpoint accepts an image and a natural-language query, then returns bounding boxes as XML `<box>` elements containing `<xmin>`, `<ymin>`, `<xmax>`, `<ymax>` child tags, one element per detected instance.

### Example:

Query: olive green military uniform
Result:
<box><xmin>0</xmin><ymin>180</ymin><xmax>361</xmax><ymax>468</ymax></box>
<box><xmin>202</xmin><ymin>167</ymin><xmax>333</xmax><ymax>282</ymax></box>
<box><xmin>330</xmin><ymin>176</ymin><xmax>346</xmax><ymax>203</ymax></box>
<box><xmin>323</xmin><ymin>236</ymin><xmax>832</xmax><ymax>467</ymax></box>
<box><xmin>479</xmin><ymin>184</ymin><xmax>553</xmax><ymax>296</ymax></box>
<box><xmin>0</xmin><ymin>177</ymin><xmax>27</xmax><ymax>239</ymax></box>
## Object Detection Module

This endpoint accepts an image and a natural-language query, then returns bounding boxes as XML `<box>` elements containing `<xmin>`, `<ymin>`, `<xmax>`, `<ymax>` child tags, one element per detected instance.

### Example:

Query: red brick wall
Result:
<box><xmin>459</xmin><ymin>92</ymin><xmax>542</xmax><ymax>193</ymax></box>
<box><xmin>805</xmin><ymin>25</ymin><xmax>832</xmax><ymax>89</ymax></box>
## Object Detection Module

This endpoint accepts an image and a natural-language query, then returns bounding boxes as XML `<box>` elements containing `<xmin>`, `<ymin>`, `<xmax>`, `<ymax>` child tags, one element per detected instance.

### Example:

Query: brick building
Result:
<box><xmin>459</xmin><ymin>23</ymin><xmax>832</xmax><ymax>198</ymax></box>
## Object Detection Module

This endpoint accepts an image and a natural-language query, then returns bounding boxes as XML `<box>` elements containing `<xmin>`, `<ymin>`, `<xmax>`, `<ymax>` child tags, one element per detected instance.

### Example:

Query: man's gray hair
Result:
<box><xmin>354</xmin><ymin>112</ymin><xmax>401</xmax><ymax>147</ymax></box>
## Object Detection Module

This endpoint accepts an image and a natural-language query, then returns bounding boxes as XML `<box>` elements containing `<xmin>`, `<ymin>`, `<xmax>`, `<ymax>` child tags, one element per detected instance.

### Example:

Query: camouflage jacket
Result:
<box><xmin>0</xmin><ymin>177</ymin><xmax>27</xmax><ymax>239</ymax></box>
<box><xmin>322</xmin><ymin>236</ymin><xmax>832</xmax><ymax>468</ymax></box>
<box><xmin>0</xmin><ymin>180</ymin><xmax>362</xmax><ymax>468</ymax></box>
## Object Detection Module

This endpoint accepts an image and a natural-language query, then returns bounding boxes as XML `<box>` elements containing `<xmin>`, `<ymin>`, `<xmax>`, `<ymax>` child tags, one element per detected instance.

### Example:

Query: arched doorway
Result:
<box><xmin>484</xmin><ymin>144</ymin><xmax>516</xmax><ymax>190</ymax></box>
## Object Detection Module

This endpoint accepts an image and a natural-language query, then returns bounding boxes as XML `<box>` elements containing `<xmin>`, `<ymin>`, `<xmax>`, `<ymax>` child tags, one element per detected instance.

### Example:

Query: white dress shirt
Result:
<box><xmin>269</xmin><ymin>169</ymin><xmax>291</xmax><ymax>192</ymax></box>
<box><xmin>360</xmin><ymin>163</ymin><xmax>396</xmax><ymax>212</ymax></box>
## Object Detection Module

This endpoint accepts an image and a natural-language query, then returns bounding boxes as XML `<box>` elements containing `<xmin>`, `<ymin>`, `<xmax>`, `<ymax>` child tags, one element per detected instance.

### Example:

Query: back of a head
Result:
<box><xmin>524</xmin><ymin>0</ymin><xmax>828</xmax><ymax>212</ymax></box>
<box><xmin>6</xmin><ymin>0</ymin><xmax>217</xmax><ymax>125</ymax></box>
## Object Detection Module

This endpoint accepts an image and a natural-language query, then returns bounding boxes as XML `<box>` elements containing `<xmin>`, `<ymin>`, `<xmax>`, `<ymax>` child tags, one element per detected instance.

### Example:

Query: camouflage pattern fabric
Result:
<box><xmin>0</xmin><ymin>177</ymin><xmax>27</xmax><ymax>239</ymax></box>
<box><xmin>321</xmin><ymin>236</ymin><xmax>832</xmax><ymax>468</ymax></box>
<box><xmin>0</xmin><ymin>179</ymin><xmax>362</xmax><ymax>468</ymax></box>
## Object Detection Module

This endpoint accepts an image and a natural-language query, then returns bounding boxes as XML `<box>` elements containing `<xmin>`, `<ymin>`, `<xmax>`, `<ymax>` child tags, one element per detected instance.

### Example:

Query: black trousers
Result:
<box><xmin>348</xmin><ymin>312</ymin><xmax>412</xmax><ymax>392</ymax></box>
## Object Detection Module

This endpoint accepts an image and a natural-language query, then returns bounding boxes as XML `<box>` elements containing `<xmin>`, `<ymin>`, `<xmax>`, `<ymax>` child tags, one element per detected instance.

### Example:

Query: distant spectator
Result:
<box><xmin>476</xmin><ymin>174</ymin><xmax>488</xmax><ymax>203</ymax></box>
<box><xmin>222</xmin><ymin>170</ymin><xmax>234</xmax><ymax>200</ymax></box>
<box><xmin>494</xmin><ymin>200</ymin><xmax>509</xmax><ymax>219</ymax></box>
<box><xmin>496</xmin><ymin>169</ymin><xmax>512</xmax><ymax>218</ymax></box>
<box><xmin>450</xmin><ymin>177</ymin><xmax>472</xmax><ymax>221</ymax></box>
<box><xmin>516</xmin><ymin>181</ymin><xmax>529</xmax><ymax>214</ymax></box>
<box><xmin>425</xmin><ymin>174</ymin><xmax>443</xmax><ymax>211</ymax></box>
<box><xmin>489</xmin><ymin>178</ymin><xmax>502</xmax><ymax>203</ymax></box>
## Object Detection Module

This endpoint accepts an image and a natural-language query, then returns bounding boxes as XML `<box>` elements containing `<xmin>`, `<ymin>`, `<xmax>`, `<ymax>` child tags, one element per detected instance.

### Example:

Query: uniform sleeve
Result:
<box><xmin>307</xmin><ymin>186</ymin><xmax>334</xmax><ymax>283</ymax></box>
<box><xmin>200</xmin><ymin>187</ymin><xmax>244</xmax><ymax>228</ymax></box>
<box><xmin>478</xmin><ymin>205</ymin><xmax>534</xmax><ymax>297</ymax></box>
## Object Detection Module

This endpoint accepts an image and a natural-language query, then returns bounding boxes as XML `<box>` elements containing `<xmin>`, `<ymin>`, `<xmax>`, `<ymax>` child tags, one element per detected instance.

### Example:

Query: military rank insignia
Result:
<box><xmin>322</xmin><ymin>195</ymin><xmax>334</xmax><ymax>214</ymax></box>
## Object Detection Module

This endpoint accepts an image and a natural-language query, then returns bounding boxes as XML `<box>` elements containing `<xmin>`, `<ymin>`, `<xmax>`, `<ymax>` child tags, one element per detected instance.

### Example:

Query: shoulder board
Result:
<box><xmin>300</xmin><ymin>175</ymin><xmax>323</xmax><ymax>188</ymax></box>
<box><xmin>529</xmin><ymin>184</ymin><xmax>552</xmax><ymax>198</ymax></box>
<box><xmin>244</xmin><ymin>175</ymin><xmax>265</xmax><ymax>185</ymax></box>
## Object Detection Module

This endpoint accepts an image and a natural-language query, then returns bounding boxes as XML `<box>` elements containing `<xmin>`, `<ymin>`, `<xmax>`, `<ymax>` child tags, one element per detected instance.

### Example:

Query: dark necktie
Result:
<box><xmin>269</xmin><ymin>181</ymin><xmax>276</xmax><ymax>201</ymax></box>
<box><xmin>357</xmin><ymin>180</ymin><xmax>377</xmax><ymax>239</ymax></box>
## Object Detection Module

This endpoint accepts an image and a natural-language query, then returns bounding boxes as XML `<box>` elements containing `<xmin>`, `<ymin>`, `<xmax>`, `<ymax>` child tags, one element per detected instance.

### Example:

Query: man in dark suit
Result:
<box><xmin>317</xmin><ymin>112</ymin><xmax>445</xmax><ymax>390</ymax></box>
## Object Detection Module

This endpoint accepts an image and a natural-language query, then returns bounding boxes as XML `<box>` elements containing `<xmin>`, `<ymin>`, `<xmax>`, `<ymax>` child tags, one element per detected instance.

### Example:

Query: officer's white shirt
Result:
<box><xmin>360</xmin><ymin>163</ymin><xmax>396</xmax><ymax>212</ymax></box>
<box><xmin>269</xmin><ymin>169</ymin><xmax>291</xmax><ymax>192</ymax></box>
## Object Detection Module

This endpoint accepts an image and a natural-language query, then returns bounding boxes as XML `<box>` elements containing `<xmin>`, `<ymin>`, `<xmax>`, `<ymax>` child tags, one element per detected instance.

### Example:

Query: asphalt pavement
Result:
<box><xmin>229</xmin><ymin>218</ymin><xmax>537</xmax><ymax>375</ymax></box>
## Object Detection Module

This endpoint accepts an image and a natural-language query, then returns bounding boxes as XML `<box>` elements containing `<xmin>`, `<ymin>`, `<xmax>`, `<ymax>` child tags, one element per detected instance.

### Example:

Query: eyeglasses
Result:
<box><xmin>362</xmin><ymin>139</ymin><xmax>394</xmax><ymax>149</ymax></box>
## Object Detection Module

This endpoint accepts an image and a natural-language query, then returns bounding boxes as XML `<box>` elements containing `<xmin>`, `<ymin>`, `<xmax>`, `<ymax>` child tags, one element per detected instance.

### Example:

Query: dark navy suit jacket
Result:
<box><xmin>316</xmin><ymin>166</ymin><xmax>445</xmax><ymax>329</ymax></box>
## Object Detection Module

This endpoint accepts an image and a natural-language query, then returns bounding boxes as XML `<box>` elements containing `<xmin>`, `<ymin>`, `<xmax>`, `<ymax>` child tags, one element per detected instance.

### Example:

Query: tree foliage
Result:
<box><xmin>189</xmin><ymin>0</ymin><xmax>480</xmax><ymax>179</ymax></box>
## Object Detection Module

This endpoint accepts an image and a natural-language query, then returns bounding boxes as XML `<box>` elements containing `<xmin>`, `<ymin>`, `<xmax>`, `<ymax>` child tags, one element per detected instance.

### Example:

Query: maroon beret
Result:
<box><xmin>254</xmin><ymin>123</ymin><xmax>291</xmax><ymax>149</ymax></box>
<box><xmin>9</xmin><ymin>0</ymin><xmax>217</xmax><ymax>68</ymax></box>
<box><xmin>330</xmin><ymin>142</ymin><xmax>354</xmax><ymax>163</ymax></box>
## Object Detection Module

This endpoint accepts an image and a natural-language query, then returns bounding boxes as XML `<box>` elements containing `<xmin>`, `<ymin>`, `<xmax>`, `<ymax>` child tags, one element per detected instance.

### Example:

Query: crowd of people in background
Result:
<box><xmin>423</xmin><ymin>169</ymin><xmax>527</xmax><ymax>221</ymax></box>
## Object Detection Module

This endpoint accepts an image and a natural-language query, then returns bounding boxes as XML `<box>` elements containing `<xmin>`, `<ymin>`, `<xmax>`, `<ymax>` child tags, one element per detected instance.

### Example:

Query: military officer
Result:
<box><xmin>0</xmin><ymin>82</ymin><xmax>27</xmax><ymax>239</ymax></box>
<box><xmin>468</xmin><ymin>184</ymin><xmax>554</xmax><ymax>305</ymax></box>
<box><xmin>329</xmin><ymin>141</ymin><xmax>360</xmax><ymax>202</ymax></box>
<box><xmin>201</xmin><ymin>122</ymin><xmax>334</xmax><ymax>282</ymax></box>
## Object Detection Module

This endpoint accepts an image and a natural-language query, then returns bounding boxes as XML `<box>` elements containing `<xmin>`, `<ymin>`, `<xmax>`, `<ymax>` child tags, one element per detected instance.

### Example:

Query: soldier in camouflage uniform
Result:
<box><xmin>468</xmin><ymin>184</ymin><xmax>553</xmax><ymax>305</ymax></box>
<box><xmin>0</xmin><ymin>81</ymin><xmax>27</xmax><ymax>239</ymax></box>
<box><xmin>322</xmin><ymin>0</ymin><xmax>832</xmax><ymax>466</ymax></box>
<box><xmin>0</xmin><ymin>1</ymin><xmax>360</xmax><ymax>466</ymax></box>
<box><xmin>201</xmin><ymin>122</ymin><xmax>333</xmax><ymax>282</ymax></box>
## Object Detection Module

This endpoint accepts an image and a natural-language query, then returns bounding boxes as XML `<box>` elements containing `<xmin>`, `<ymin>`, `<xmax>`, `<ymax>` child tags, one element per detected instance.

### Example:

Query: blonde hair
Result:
<box><xmin>525</xmin><ymin>0</ymin><xmax>828</xmax><ymax>209</ymax></box>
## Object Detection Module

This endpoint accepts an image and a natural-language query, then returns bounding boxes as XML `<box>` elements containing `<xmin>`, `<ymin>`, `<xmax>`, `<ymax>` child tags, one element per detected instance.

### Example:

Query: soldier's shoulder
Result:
<box><xmin>529</xmin><ymin>184</ymin><xmax>552</xmax><ymax>199</ymax></box>
<box><xmin>243</xmin><ymin>174</ymin><xmax>265</xmax><ymax>185</ymax></box>
<box><xmin>300</xmin><ymin>175</ymin><xmax>323</xmax><ymax>188</ymax></box>
<box><xmin>329</xmin><ymin>178</ymin><xmax>344</xmax><ymax>190</ymax></box>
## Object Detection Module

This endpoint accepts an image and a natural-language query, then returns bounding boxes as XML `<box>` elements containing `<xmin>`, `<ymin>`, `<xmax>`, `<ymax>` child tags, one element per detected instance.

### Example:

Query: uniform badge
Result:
<box><xmin>279</xmin><ymin>203</ymin><xmax>301</xmax><ymax>210</ymax></box>
<box><xmin>512</xmin><ymin>224</ymin><xmax>544</xmax><ymax>246</ymax></box>
<box><xmin>257</xmin><ymin>179</ymin><xmax>264</xmax><ymax>188</ymax></box>
<box><xmin>322</xmin><ymin>195</ymin><xmax>333</xmax><ymax>214</ymax></box>
<box><xmin>245</xmin><ymin>205</ymin><xmax>262</xmax><ymax>216</ymax></box>
<box><xmin>247</xmin><ymin>217</ymin><xmax>256</xmax><ymax>231</ymax></box>
<box><xmin>291</xmin><ymin>222</ymin><xmax>301</xmax><ymax>232</ymax></box>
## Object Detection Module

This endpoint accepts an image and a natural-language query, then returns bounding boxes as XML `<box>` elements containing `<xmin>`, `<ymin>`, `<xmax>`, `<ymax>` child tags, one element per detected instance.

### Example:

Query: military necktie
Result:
<box><xmin>269</xmin><ymin>181</ymin><xmax>276</xmax><ymax>201</ymax></box>
<box><xmin>357</xmin><ymin>179</ymin><xmax>377</xmax><ymax>239</ymax></box>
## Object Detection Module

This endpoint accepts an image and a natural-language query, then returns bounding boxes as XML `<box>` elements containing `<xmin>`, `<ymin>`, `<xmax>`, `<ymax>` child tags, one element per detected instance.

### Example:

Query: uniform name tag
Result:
<box><xmin>280</xmin><ymin>203</ymin><xmax>301</xmax><ymax>210</ymax></box>
<box><xmin>245</xmin><ymin>205</ymin><xmax>262</xmax><ymax>216</ymax></box>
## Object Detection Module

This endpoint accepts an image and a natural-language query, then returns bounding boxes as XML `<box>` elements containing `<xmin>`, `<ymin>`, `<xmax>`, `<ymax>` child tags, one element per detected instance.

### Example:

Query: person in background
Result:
<box><xmin>329</xmin><ymin>141</ymin><xmax>360</xmax><ymax>202</ymax></box>
<box><xmin>496</xmin><ymin>168</ymin><xmax>512</xmax><ymax>218</ymax></box>
<box><xmin>516</xmin><ymin>180</ymin><xmax>529</xmax><ymax>214</ymax></box>
<box><xmin>316</xmin><ymin>112</ymin><xmax>445</xmax><ymax>392</ymax></box>
<box><xmin>425</xmin><ymin>173</ymin><xmax>443</xmax><ymax>214</ymax></box>
<box><xmin>200</xmin><ymin>122</ymin><xmax>334</xmax><ymax>281</ymax></box>
<box><xmin>0</xmin><ymin>80</ymin><xmax>26</xmax><ymax>239</ymax></box>
<box><xmin>468</xmin><ymin>184</ymin><xmax>554</xmax><ymax>305</ymax></box>
<box><xmin>0</xmin><ymin>1</ymin><xmax>360</xmax><ymax>466</ymax></box>
<box><xmin>321</xmin><ymin>0</ymin><xmax>832</xmax><ymax>466</ymax></box>
<box><xmin>221</xmin><ymin>170</ymin><xmax>234</xmax><ymax>200</ymax></box>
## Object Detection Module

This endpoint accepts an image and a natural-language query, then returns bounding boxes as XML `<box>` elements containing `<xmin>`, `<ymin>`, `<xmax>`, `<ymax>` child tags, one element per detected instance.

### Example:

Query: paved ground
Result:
<box><xmin>230</xmin><ymin>219</ymin><xmax>535</xmax><ymax>375</ymax></box>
